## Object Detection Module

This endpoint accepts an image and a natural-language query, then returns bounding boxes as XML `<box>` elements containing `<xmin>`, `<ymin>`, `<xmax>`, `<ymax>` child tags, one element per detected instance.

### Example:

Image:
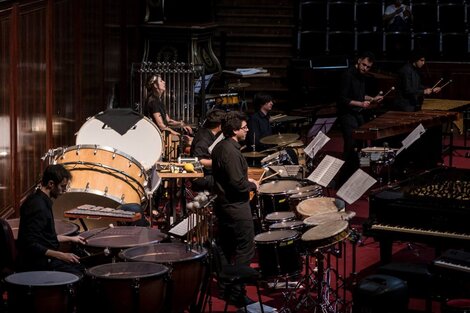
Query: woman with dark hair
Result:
<box><xmin>143</xmin><ymin>74</ymin><xmax>193</xmax><ymax>136</ymax></box>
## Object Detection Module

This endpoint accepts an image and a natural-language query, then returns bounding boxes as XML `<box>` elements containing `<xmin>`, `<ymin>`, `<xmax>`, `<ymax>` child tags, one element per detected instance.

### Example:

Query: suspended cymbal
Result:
<box><xmin>287</xmin><ymin>140</ymin><xmax>305</xmax><ymax>148</ymax></box>
<box><xmin>242</xmin><ymin>151</ymin><xmax>267</xmax><ymax>158</ymax></box>
<box><xmin>260</xmin><ymin>133</ymin><xmax>299</xmax><ymax>145</ymax></box>
<box><xmin>228</xmin><ymin>82</ymin><xmax>251</xmax><ymax>89</ymax></box>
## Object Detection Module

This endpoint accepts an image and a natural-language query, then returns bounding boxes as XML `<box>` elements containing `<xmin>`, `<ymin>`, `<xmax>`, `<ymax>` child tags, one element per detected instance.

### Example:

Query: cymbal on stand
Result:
<box><xmin>260</xmin><ymin>133</ymin><xmax>299</xmax><ymax>145</ymax></box>
<box><xmin>242</xmin><ymin>151</ymin><xmax>267</xmax><ymax>158</ymax></box>
<box><xmin>228</xmin><ymin>82</ymin><xmax>251</xmax><ymax>89</ymax></box>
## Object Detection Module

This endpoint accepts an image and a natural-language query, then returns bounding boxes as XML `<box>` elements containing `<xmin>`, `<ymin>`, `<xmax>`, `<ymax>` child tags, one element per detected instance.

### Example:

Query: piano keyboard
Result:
<box><xmin>433</xmin><ymin>249</ymin><xmax>470</xmax><ymax>274</ymax></box>
<box><xmin>64</xmin><ymin>204</ymin><xmax>141</xmax><ymax>222</ymax></box>
<box><xmin>371</xmin><ymin>224</ymin><xmax>470</xmax><ymax>240</ymax></box>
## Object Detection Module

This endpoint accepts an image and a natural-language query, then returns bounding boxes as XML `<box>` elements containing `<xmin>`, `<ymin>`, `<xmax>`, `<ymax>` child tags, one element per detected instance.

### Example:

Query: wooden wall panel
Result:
<box><xmin>0</xmin><ymin>12</ymin><xmax>12</xmax><ymax>215</ymax></box>
<box><xmin>16</xmin><ymin>2</ymin><xmax>47</xmax><ymax>199</ymax></box>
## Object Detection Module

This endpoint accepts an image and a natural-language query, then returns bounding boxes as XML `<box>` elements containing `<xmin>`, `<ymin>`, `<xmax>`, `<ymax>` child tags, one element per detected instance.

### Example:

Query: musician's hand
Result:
<box><xmin>372</xmin><ymin>95</ymin><xmax>384</xmax><ymax>103</ymax></box>
<box><xmin>432</xmin><ymin>87</ymin><xmax>442</xmax><ymax>93</ymax></box>
<box><xmin>248</xmin><ymin>178</ymin><xmax>259</xmax><ymax>190</ymax></box>
<box><xmin>72</xmin><ymin>235</ymin><xmax>87</xmax><ymax>245</ymax></box>
<box><xmin>362</xmin><ymin>101</ymin><xmax>371</xmax><ymax>108</ymax></box>
<box><xmin>60</xmin><ymin>252</ymin><xmax>81</xmax><ymax>264</ymax></box>
<box><xmin>424</xmin><ymin>88</ymin><xmax>433</xmax><ymax>95</ymax></box>
<box><xmin>183</xmin><ymin>125</ymin><xmax>193</xmax><ymax>135</ymax></box>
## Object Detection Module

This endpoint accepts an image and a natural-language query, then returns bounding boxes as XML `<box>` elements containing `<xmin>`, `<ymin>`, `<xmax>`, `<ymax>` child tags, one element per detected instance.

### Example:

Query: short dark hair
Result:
<box><xmin>203</xmin><ymin>109</ymin><xmax>226</xmax><ymax>129</ymax></box>
<box><xmin>222</xmin><ymin>111</ymin><xmax>247</xmax><ymax>137</ymax></box>
<box><xmin>409</xmin><ymin>50</ymin><xmax>426</xmax><ymax>63</ymax></box>
<box><xmin>253</xmin><ymin>92</ymin><xmax>273</xmax><ymax>110</ymax></box>
<box><xmin>41</xmin><ymin>164</ymin><xmax>72</xmax><ymax>186</ymax></box>
<box><xmin>357</xmin><ymin>51</ymin><xmax>376</xmax><ymax>63</ymax></box>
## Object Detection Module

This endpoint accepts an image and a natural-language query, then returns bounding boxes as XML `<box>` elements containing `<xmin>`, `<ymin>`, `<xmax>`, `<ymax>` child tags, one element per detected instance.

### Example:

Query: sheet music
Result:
<box><xmin>208</xmin><ymin>134</ymin><xmax>224</xmax><ymax>154</ymax></box>
<box><xmin>307</xmin><ymin>117</ymin><xmax>337</xmax><ymax>138</ymax></box>
<box><xmin>304</xmin><ymin>131</ymin><xmax>330</xmax><ymax>158</ymax></box>
<box><xmin>168</xmin><ymin>213</ymin><xmax>198</xmax><ymax>237</ymax></box>
<box><xmin>337</xmin><ymin>169</ymin><xmax>377</xmax><ymax>204</ymax></box>
<box><xmin>307</xmin><ymin>155</ymin><xmax>344</xmax><ymax>187</ymax></box>
<box><xmin>396</xmin><ymin>124</ymin><xmax>426</xmax><ymax>156</ymax></box>
<box><xmin>194</xmin><ymin>74</ymin><xmax>214</xmax><ymax>93</ymax></box>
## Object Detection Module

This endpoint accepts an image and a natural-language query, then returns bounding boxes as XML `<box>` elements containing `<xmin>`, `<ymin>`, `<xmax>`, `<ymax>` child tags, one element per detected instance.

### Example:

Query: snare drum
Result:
<box><xmin>5</xmin><ymin>271</ymin><xmax>80</xmax><ymax>313</ymax></box>
<box><xmin>296</xmin><ymin>197</ymin><xmax>339</xmax><ymax>220</ymax></box>
<box><xmin>80</xmin><ymin>226</ymin><xmax>168</xmax><ymax>267</ymax></box>
<box><xmin>86</xmin><ymin>262</ymin><xmax>168</xmax><ymax>313</ymax></box>
<box><xmin>301</xmin><ymin>220</ymin><xmax>349</xmax><ymax>250</ymax></box>
<box><xmin>258</xmin><ymin>180</ymin><xmax>303</xmax><ymax>215</ymax></box>
<box><xmin>76</xmin><ymin>113</ymin><xmax>163</xmax><ymax>171</ymax></box>
<box><xmin>254</xmin><ymin>230</ymin><xmax>303</xmax><ymax>278</ymax></box>
<box><xmin>119</xmin><ymin>243</ymin><xmax>208</xmax><ymax>313</ymax></box>
<box><xmin>264</xmin><ymin>211</ymin><xmax>296</xmax><ymax>225</ymax></box>
<box><xmin>269</xmin><ymin>220</ymin><xmax>305</xmax><ymax>232</ymax></box>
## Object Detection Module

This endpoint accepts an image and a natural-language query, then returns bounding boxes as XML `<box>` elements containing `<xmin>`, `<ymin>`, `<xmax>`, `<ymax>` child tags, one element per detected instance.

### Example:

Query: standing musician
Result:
<box><xmin>337</xmin><ymin>51</ymin><xmax>383</xmax><ymax>184</ymax></box>
<box><xmin>211</xmin><ymin>111</ymin><xmax>259</xmax><ymax>306</ymax></box>
<box><xmin>190</xmin><ymin>108</ymin><xmax>226</xmax><ymax>192</ymax></box>
<box><xmin>16</xmin><ymin>164</ymin><xmax>86</xmax><ymax>277</ymax></box>
<box><xmin>394</xmin><ymin>51</ymin><xmax>441</xmax><ymax>112</ymax></box>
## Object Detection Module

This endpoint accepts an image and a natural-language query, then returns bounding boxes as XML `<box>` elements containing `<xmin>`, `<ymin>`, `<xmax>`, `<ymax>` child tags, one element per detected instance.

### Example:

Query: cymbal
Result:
<box><xmin>242</xmin><ymin>151</ymin><xmax>267</xmax><ymax>158</ymax></box>
<box><xmin>228</xmin><ymin>82</ymin><xmax>251</xmax><ymax>89</ymax></box>
<box><xmin>260</xmin><ymin>133</ymin><xmax>299</xmax><ymax>145</ymax></box>
<box><xmin>287</xmin><ymin>140</ymin><xmax>304</xmax><ymax>148</ymax></box>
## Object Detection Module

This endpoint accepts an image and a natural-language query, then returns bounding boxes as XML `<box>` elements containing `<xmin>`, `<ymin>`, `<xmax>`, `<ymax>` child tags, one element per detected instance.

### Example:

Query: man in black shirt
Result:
<box><xmin>16</xmin><ymin>164</ymin><xmax>86</xmax><ymax>276</ymax></box>
<box><xmin>246</xmin><ymin>92</ymin><xmax>273</xmax><ymax>152</ymax></box>
<box><xmin>190</xmin><ymin>109</ymin><xmax>225</xmax><ymax>191</ymax></box>
<box><xmin>337</xmin><ymin>51</ymin><xmax>383</xmax><ymax>184</ymax></box>
<box><xmin>212</xmin><ymin>111</ymin><xmax>259</xmax><ymax>305</ymax></box>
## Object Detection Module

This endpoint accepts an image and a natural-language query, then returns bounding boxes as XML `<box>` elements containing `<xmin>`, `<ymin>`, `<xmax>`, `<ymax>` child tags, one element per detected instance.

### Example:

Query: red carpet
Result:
<box><xmin>203</xmin><ymin>130</ymin><xmax>470</xmax><ymax>313</ymax></box>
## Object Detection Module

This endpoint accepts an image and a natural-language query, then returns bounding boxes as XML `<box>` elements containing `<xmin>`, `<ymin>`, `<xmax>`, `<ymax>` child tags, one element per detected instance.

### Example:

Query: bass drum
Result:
<box><xmin>76</xmin><ymin>112</ymin><xmax>163</xmax><ymax>171</ymax></box>
<box><xmin>53</xmin><ymin>145</ymin><xmax>147</xmax><ymax>229</ymax></box>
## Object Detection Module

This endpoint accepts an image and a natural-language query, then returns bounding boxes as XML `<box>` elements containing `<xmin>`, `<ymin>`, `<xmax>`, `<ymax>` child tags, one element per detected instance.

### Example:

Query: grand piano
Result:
<box><xmin>364</xmin><ymin>166</ymin><xmax>470</xmax><ymax>263</ymax></box>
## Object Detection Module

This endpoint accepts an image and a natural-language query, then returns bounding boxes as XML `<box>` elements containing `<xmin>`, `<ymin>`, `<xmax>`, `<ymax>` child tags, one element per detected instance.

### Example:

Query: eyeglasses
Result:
<box><xmin>240</xmin><ymin>125</ymin><xmax>249</xmax><ymax>131</ymax></box>
<box><xmin>360</xmin><ymin>63</ymin><xmax>372</xmax><ymax>69</ymax></box>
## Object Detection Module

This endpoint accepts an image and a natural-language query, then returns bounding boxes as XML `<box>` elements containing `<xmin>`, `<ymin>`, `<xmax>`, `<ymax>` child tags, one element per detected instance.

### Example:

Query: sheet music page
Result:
<box><xmin>208</xmin><ymin>133</ymin><xmax>224</xmax><ymax>154</ymax></box>
<box><xmin>337</xmin><ymin>169</ymin><xmax>377</xmax><ymax>204</ymax></box>
<box><xmin>307</xmin><ymin>155</ymin><xmax>344</xmax><ymax>187</ymax></box>
<box><xmin>307</xmin><ymin>117</ymin><xmax>337</xmax><ymax>138</ymax></box>
<box><xmin>304</xmin><ymin>131</ymin><xmax>330</xmax><ymax>158</ymax></box>
<box><xmin>396</xmin><ymin>124</ymin><xmax>426</xmax><ymax>156</ymax></box>
<box><xmin>169</xmin><ymin>213</ymin><xmax>198</xmax><ymax>237</ymax></box>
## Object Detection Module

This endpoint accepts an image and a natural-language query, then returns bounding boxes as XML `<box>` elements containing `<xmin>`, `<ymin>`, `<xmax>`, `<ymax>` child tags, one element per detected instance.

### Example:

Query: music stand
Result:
<box><xmin>307</xmin><ymin>117</ymin><xmax>337</xmax><ymax>139</ymax></box>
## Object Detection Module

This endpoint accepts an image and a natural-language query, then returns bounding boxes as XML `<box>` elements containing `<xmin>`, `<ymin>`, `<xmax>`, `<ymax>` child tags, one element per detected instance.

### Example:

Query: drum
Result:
<box><xmin>296</xmin><ymin>197</ymin><xmax>339</xmax><ymax>220</ymax></box>
<box><xmin>5</xmin><ymin>271</ymin><xmax>80</xmax><ymax>313</ymax></box>
<box><xmin>269</xmin><ymin>220</ymin><xmax>305</xmax><ymax>232</ymax></box>
<box><xmin>76</xmin><ymin>113</ymin><xmax>163</xmax><ymax>171</ymax></box>
<box><xmin>288</xmin><ymin>188</ymin><xmax>323</xmax><ymax>215</ymax></box>
<box><xmin>7</xmin><ymin>218</ymin><xmax>79</xmax><ymax>240</ymax></box>
<box><xmin>359</xmin><ymin>147</ymin><xmax>397</xmax><ymax>168</ymax></box>
<box><xmin>218</xmin><ymin>93</ymin><xmax>239</xmax><ymax>106</ymax></box>
<box><xmin>258</xmin><ymin>180</ymin><xmax>303</xmax><ymax>215</ymax></box>
<box><xmin>254</xmin><ymin>230</ymin><xmax>303</xmax><ymax>278</ymax></box>
<box><xmin>303</xmin><ymin>211</ymin><xmax>356</xmax><ymax>227</ymax></box>
<box><xmin>265</xmin><ymin>211</ymin><xmax>296</xmax><ymax>224</ymax></box>
<box><xmin>79</xmin><ymin>226</ymin><xmax>168</xmax><ymax>267</ymax></box>
<box><xmin>120</xmin><ymin>243</ymin><xmax>208</xmax><ymax>313</ymax></box>
<box><xmin>301</xmin><ymin>220</ymin><xmax>349</xmax><ymax>250</ymax></box>
<box><xmin>86</xmin><ymin>262</ymin><xmax>168</xmax><ymax>313</ymax></box>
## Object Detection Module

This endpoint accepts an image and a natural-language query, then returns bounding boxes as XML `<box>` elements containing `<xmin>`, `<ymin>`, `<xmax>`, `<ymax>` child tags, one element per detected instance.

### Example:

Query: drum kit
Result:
<box><xmin>253</xmin><ymin>188</ymin><xmax>358</xmax><ymax>313</ymax></box>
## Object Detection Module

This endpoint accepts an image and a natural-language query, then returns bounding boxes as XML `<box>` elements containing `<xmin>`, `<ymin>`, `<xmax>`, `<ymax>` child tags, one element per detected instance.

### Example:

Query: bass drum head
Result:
<box><xmin>76</xmin><ymin>114</ymin><xmax>163</xmax><ymax>170</ymax></box>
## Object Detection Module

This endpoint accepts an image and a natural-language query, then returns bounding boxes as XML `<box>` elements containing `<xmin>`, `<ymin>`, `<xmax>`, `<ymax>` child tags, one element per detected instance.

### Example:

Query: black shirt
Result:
<box><xmin>337</xmin><ymin>66</ymin><xmax>366</xmax><ymax>115</ymax></box>
<box><xmin>246</xmin><ymin>111</ymin><xmax>273</xmax><ymax>151</ymax></box>
<box><xmin>212</xmin><ymin>138</ymin><xmax>256</xmax><ymax>220</ymax></box>
<box><xmin>144</xmin><ymin>94</ymin><xmax>168</xmax><ymax>126</ymax></box>
<box><xmin>394</xmin><ymin>62</ymin><xmax>425</xmax><ymax>111</ymax></box>
<box><xmin>17</xmin><ymin>190</ymin><xmax>59</xmax><ymax>269</ymax></box>
<box><xmin>191</xmin><ymin>127</ymin><xmax>217</xmax><ymax>176</ymax></box>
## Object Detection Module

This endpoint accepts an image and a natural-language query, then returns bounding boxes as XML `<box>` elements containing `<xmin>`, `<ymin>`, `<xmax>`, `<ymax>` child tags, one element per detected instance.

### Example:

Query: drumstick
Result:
<box><xmin>438</xmin><ymin>79</ymin><xmax>453</xmax><ymax>90</ymax></box>
<box><xmin>431</xmin><ymin>78</ymin><xmax>443</xmax><ymax>89</ymax></box>
<box><xmin>82</xmin><ymin>223</ymin><xmax>114</xmax><ymax>241</ymax></box>
<box><xmin>382</xmin><ymin>86</ymin><xmax>395</xmax><ymax>98</ymax></box>
<box><xmin>257</xmin><ymin>168</ymin><xmax>267</xmax><ymax>184</ymax></box>
<box><xmin>261</xmin><ymin>170</ymin><xmax>283</xmax><ymax>182</ymax></box>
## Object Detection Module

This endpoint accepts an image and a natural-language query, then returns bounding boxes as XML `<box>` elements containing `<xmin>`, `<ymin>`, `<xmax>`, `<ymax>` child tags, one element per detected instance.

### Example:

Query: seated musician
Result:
<box><xmin>143</xmin><ymin>74</ymin><xmax>193</xmax><ymax>156</ymax></box>
<box><xmin>246</xmin><ymin>92</ymin><xmax>298</xmax><ymax>164</ymax></box>
<box><xmin>190</xmin><ymin>109</ymin><xmax>226</xmax><ymax>192</ymax></box>
<box><xmin>16</xmin><ymin>164</ymin><xmax>86</xmax><ymax>277</ymax></box>
<box><xmin>394</xmin><ymin>51</ymin><xmax>441</xmax><ymax>112</ymax></box>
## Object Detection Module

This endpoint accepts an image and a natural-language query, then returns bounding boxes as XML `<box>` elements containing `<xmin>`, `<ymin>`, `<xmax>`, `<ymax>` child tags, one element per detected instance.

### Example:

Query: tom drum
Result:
<box><xmin>258</xmin><ymin>180</ymin><xmax>303</xmax><ymax>215</ymax></box>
